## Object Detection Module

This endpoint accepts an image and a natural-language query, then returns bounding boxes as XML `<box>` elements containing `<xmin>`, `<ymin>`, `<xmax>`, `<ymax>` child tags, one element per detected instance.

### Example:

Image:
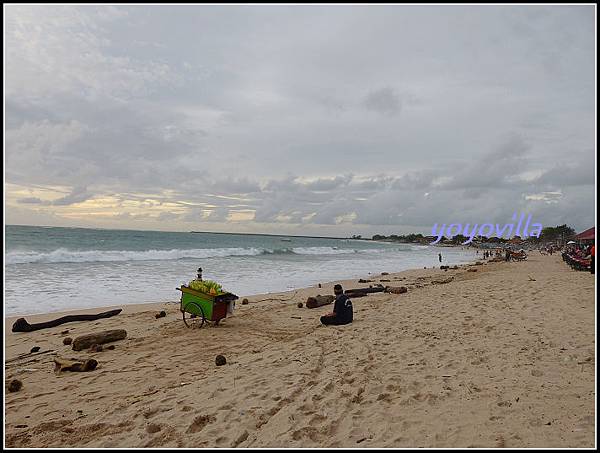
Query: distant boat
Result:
<box><xmin>281</xmin><ymin>238</ymin><xmax>292</xmax><ymax>242</ymax></box>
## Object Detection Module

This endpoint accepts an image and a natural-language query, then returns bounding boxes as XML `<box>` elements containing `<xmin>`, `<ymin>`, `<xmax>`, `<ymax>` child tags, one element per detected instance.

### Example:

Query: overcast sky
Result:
<box><xmin>4</xmin><ymin>4</ymin><xmax>596</xmax><ymax>236</ymax></box>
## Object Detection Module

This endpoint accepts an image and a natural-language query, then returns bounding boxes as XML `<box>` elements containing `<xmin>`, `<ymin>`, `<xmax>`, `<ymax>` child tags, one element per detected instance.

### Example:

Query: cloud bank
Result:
<box><xmin>5</xmin><ymin>5</ymin><xmax>595</xmax><ymax>235</ymax></box>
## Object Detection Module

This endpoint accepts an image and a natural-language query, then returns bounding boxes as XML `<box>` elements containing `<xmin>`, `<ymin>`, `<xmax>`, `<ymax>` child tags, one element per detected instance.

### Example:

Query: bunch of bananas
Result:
<box><xmin>188</xmin><ymin>279</ymin><xmax>224</xmax><ymax>296</ymax></box>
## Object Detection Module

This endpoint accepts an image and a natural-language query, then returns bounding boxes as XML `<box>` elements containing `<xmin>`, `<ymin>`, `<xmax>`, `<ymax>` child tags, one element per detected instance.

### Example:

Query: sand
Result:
<box><xmin>4</xmin><ymin>254</ymin><xmax>596</xmax><ymax>448</ymax></box>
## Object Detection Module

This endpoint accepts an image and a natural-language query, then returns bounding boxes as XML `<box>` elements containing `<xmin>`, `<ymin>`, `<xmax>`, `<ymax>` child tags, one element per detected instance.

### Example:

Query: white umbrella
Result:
<box><xmin>567</xmin><ymin>240</ymin><xmax>576</xmax><ymax>244</ymax></box>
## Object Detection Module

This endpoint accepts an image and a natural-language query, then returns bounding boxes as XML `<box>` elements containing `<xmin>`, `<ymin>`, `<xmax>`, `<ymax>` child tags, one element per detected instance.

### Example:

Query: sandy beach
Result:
<box><xmin>4</xmin><ymin>254</ymin><xmax>595</xmax><ymax>448</ymax></box>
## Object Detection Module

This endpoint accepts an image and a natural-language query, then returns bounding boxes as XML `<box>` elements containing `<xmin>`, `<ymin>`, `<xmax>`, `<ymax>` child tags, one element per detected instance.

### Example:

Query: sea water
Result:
<box><xmin>4</xmin><ymin>225</ymin><xmax>478</xmax><ymax>316</ymax></box>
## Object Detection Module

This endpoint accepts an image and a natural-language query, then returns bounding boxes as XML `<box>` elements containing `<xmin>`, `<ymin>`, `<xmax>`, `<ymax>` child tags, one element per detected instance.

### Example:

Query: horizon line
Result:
<box><xmin>5</xmin><ymin>223</ymin><xmax>359</xmax><ymax>240</ymax></box>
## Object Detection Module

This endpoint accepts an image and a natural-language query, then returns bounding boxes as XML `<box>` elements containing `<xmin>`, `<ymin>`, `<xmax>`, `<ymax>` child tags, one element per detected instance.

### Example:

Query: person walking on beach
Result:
<box><xmin>320</xmin><ymin>284</ymin><xmax>353</xmax><ymax>326</ymax></box>
<box><xmin>590</xmin><ymin>244</ymin><xmax>595</xmax><ymax>274</ymax></box>
<box><xmin>438</xmin><ymin>253</ymin><xmax>442</xmax><ymax>263</ymax></box>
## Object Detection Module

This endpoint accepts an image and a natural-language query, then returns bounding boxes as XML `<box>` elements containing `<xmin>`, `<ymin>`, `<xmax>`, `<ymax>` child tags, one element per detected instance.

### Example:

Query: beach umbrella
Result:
<box><xmin>567</xmin><ymin>240</ymin><xmax>576</xmax><ymax>244</ymax></box>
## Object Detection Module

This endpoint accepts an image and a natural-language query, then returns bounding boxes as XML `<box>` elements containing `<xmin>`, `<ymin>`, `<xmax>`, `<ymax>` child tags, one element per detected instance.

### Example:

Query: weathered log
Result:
<box><xmin>306</xmin><ymin>295</ymin><xmax>334</xmax><ymax>309</ymax></box>
<box><xmin>385</xmin><ymin>286</ymin><xmax>408</xmax><ymax>294</ymax></box>
<box><xmin>54</xmin><ymin>357</ymin><xmax>98</xmax><ymax>373</ymax></box>
<box><xmin>344</xmin><ymin>287</ymin><xmax>385</xmax><ymax>298</ymax></box>
<box><xmin>12</xmin><ymin>309</ymin><xmax>122</xmax><ymax>333</ymax></box>
<box><xmin>72</xmin><ymin>329</ymin><xmax>127</xmax><ymax>351</ymax></box>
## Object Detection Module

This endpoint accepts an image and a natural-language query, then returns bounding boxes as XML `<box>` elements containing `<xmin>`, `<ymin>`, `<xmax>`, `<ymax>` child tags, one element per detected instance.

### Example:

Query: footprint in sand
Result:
<box><xmin>186</xmin><ymin>414</ymin><xmax>215</xmax><ymax>433</ymax></box>
<box><xmin>376</xmin><ymin>393</ymin><xmax>392</xmax><ymax>402</ymax></box>
<box><xmin>146</xmin><ymin>423</ymin><xmax>161</xmax><ymax>434</ymax></box>
<box><xmin>215</xmin><ymin>436</ymin><xmax>228</xmax><ymax>446</ymax></box>
<box><xmin>308</xmin><ymin>414</ymin><xmax>327</xmax><ymax>426</ymax></box>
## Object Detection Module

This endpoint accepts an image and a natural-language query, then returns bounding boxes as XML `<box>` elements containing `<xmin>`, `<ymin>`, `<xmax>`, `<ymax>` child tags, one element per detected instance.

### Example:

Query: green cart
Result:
<box><xmin>176</xmin><ymin>286</ymin><xmax>239</xmax><ymax>328</ymax></box>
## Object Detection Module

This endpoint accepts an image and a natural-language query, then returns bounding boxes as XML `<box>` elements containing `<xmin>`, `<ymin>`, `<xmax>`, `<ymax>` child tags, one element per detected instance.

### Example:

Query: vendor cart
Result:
<box><xmin>176</xmin><ymin>286</ymin><xmax>239</xmax><ymax>328</ymax></box>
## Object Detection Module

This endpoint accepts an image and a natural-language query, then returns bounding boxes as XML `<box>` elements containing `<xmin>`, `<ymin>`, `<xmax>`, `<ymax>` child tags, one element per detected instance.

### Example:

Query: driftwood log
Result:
<box><xmin>72</xmin><ymin>329</ymin><xmax>127</xmax><ymax>351</ymax></box>
<box><xmin>306</xmin><ymin>295</ymin><xmax>335</xmax><ymax>309</ymax></box>
<box><xmin>12</xmin><ymin>309</ymin><xmax>122</xmax><ymax>333</ymax></box>
<box><xmin>385</xmin><ymin>286</ymin><xmax>408</xmax><ymax>294</ymax></box>
<box><xmin>344</xmin><ymin>287</ymin><xmax>385</xmax><ymax>298</ymax></box>
<box><xmin>54</xmin><ymin>357</ymin><xmax>98</xmax><ymax>373</ymax></box>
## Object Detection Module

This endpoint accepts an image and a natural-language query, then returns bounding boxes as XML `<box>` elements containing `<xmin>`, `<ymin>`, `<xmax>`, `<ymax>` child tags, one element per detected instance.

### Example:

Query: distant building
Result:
<box><xmin>573</xmin><ymin>227</ymin><xmax>595</xmax><ymax>244</ymax></box>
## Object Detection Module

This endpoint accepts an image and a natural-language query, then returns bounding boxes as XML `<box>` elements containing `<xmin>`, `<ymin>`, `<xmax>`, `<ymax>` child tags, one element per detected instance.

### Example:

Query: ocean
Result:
<box><xmin>4</xmin><ymin>225</ymin><xmax>478</xmax><ymax>316</ymax></box>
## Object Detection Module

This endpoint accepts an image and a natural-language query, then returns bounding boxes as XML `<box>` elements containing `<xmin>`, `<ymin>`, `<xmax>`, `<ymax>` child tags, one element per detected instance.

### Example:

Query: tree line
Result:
<box><xmin>368</xmin><ymin>224</ymin><xmax>576</xmax><ymax>244</ymax></box>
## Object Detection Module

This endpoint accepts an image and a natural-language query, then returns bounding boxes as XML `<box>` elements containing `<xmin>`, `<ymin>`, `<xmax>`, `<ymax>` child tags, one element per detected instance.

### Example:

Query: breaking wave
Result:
<box><xmin>6</xmin><ymin>246</ymin><xmax>388</xmax><ymax>264</ymax></box>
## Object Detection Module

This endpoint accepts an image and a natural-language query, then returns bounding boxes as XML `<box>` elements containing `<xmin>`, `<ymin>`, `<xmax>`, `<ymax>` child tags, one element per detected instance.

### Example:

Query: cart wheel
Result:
<box><xmin>182</xmin><ymin>302</ymin><xmax>205</xmax><ymax>329</ymax></box>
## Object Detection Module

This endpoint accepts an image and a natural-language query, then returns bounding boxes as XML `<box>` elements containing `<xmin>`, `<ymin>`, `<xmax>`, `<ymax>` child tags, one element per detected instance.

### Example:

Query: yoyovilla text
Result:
<box><xmin>430</xmin><ymin>212</ymin><xmax>542</xmax><ymax>245</ymax></box>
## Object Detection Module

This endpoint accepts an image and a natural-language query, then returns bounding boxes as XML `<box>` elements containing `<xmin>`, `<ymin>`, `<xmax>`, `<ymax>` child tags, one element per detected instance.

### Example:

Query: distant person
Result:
<box><xmin>320</xmin><ymin>284</ymin><xmax>353</xmax><ymax>326</ymax></box>
<box><xmin>505</xmin><ymin>249</ymin><xmax>511</xmax><ymax>262</ymax></box>
<box><xmin>438</xmin><ymin>253</ymin><xmax>442</xmax><ymax>263</ymax></box>
<box><xmin>590</xmin><ymin>244</ymin><xmax>595</xmax><ymax>275</ymax></box>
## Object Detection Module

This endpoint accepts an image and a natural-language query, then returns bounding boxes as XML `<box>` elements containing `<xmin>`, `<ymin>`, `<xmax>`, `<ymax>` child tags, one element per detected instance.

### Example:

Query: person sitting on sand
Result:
<box><xmin>320</xmin><ymin>284</ymin><xmax>353</xmax><ymax>326</ymax></box>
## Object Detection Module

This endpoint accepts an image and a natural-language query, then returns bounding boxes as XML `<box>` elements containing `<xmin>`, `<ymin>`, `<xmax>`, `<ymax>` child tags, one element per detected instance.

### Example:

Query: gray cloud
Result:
<box><xmin>440</xmin><ymin>135</ymin><xmax>532</xmax><ymax>191</ymax></box>
<box><xmin>52</xmin><ymin>186</ymin><xmax>93</xmax><ymax>206</ymax></box>
<box><xmin>4</xmin><ymin>5</ymin><xmax>596</xmax><ymax>234</ymax></box>
<box><xmin>363</xmin><ymin>87</ymin><xmax>401</xmax><ymax>116</ymax></box>
<box><xmin>17</xmin><ymin>197</ymin><xmax>46</xmax><ymax>205</ymax></box>
<box><xmin>534</xmin><ymin>158</ymin><xmax>595</xmax><ymax>188</ymax></box>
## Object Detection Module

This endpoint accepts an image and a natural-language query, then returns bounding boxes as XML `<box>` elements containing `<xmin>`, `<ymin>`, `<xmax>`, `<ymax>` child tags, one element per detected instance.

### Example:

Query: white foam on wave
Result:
<box><xmin>5</xmin><ymin>247</ymin><xmax>267</xmax><ymax>264</ymax></box>
<box><xmin>5</xmin><ymin>245</ymin><xmax>390</xmax><ymax>264</ymax></box>
<box><xmin>291</xmin><ymin>246</ymin><xmax>356</xmax><ymax>255</ymax></box>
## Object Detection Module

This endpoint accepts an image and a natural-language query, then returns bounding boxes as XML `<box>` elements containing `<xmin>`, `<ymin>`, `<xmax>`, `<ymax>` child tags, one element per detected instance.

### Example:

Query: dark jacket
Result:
<box><xmin>333</xmin><ymin>294</ymin><xmax>353</xmax><ymax>323</ymax></box>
